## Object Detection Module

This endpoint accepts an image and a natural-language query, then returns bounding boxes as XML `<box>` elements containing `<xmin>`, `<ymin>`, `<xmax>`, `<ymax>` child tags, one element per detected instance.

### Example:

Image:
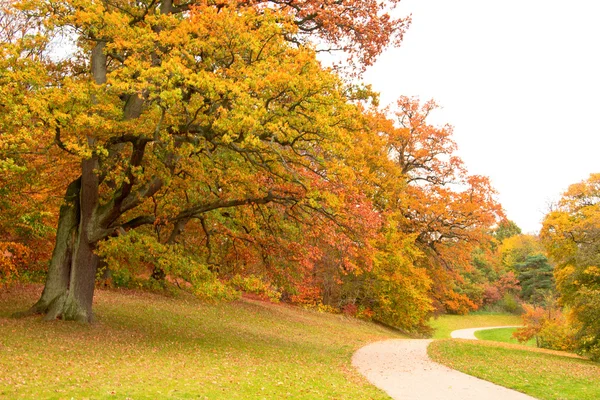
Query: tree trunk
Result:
<box><xmin>27</xmin><ymin>178</ymin><xmax>80</xmax><ymax>317</ymax></box>
<box><xmin>28</xmin><ymin>155</ymin><xmax>103</xmax><ymax>322</ymax></box>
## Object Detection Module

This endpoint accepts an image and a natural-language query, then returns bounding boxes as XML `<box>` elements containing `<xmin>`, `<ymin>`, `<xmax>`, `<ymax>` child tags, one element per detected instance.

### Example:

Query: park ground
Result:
<box><xmin>1</xmin><ymin>285</ymin><xmax>598</xmax><ymax>399</ymax></box>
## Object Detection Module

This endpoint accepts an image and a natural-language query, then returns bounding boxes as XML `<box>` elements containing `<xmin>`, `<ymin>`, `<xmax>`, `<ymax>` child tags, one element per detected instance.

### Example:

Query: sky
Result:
<box><xmin>362</xmin><ymin>0</ymin><xmax>600</xmax><ymax>234</ymax></box>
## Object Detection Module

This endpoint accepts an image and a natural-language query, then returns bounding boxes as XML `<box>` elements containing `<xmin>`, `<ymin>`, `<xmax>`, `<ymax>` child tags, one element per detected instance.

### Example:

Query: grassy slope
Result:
<box><xmin>429</xmin><ymin>313</ymin><xmax>522</xmax><ymax>339</ymax></box>
<box><xmin>475</xmin><ymin>327</ymin><xmax>536</xmax><ymax>347</ymax></box>
<box><xmin>0</xmin><ymin>285</ymin><xmax>404</xmax><ymax>399</ymax></box>
<box><xmin>429</xmin><ymin>340</ymin><xmax>600</xmax><ymax>400</ymax></box>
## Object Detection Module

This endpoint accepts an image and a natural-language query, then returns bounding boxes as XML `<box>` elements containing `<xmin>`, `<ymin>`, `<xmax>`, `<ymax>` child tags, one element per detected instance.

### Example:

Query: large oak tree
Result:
<box><xmin>5</xmin><ymin>0</ymin><xmax>409</xmax><ymax>321</ymax></box>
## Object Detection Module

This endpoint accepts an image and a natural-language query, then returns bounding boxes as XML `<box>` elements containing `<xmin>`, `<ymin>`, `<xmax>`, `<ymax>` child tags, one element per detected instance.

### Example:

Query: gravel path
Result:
<box><xmin>451</xmin><ymin>326</ymin><xmax>522</xmax><ymax>340</ymax></box>
<box><xmin>352</xmin><ymin>328</ymin><xmax>535</xmax><ymax>400</ymax></box>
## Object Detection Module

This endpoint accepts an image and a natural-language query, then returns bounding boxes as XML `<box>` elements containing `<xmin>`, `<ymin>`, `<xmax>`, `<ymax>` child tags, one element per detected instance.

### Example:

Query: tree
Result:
<box><xmin>497</xmin><ymin>233</ymin><xmax>544</xmax><ymax>271</ymax></box>
<box><xmin>5</xmin><ymin>0</ymin><xmax>409</xmax><ymax>321</ymax></box>
<box><xmin>363</xmin><ymin>222</ymin><xmax>434</xmax><ymax>333</ymax></box>
<box><xmin>514</xmin><ymin>254</ymin><xmax>554</xmax><ymax>305</ymax></box>
<box><xmin>493</xmin><ymin>219</ymin><xmax>522</xmax><ymax>242</ymax></box>
<box><xmin>5</xmin><ymin>0</ymin><xmax>504</xmax><ymax>333</ymax></box>
<box><xmin>381</xmin><ymin>97</ymin><xmax>503</xmax><ymax>313</ymax></box>
<box><xmin>513</xmin><ymin>303</ymin><xmax>546</xmax><ymax>347</ymax></box>
<box><xmin>541</xmin><ymin>173</ymin><xmax>600</xmax><ymax>360</ymax></box>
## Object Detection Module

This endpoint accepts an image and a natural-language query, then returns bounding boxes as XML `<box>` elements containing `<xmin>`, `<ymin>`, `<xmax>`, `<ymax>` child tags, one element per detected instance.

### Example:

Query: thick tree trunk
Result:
<box><xmin>28</xmin><ymin>157</ymin><xmax>103</xmax><ymax>322</ymax></box>
<box><xmin>63</xmin><ymin>155</ymin><xmax>102</xmax><ymax>322</ymax></box>
<box><xmin>28</xmin><ymin>20</ymin><xmax>167</xmax><ymax>321</ymax></box>
<box><xmin>28</xmin><ymin>178</ymin><xmax>80</xmax><ymax>317</ymax></box>
<box><xmin>61</xmin><ymin>226</ymin><xmax>99</xmax><ymax>322</ymax></box>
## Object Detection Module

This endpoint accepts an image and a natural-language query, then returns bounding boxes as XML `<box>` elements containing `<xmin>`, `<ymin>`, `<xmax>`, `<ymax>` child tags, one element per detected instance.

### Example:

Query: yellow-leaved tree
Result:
<box><xmin>541</xmin><ymin>173</ymin><xmax>600</xmax><ymax>360</ymax></box>
<box><xmin>4</xmin><ymin>0</ymin><xmax>410</xmax><ymax>321</ymax></box>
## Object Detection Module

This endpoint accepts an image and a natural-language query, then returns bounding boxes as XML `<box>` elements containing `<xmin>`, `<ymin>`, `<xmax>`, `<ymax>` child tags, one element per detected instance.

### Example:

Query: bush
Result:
<box><xmin>229</xmin><ymin>274</ymin><xmax>281</xmax><ymax>302</ymax></box>
<box><xmin>538</xmin><ymin>319</ymin><xmax>577</xmax><ymax>351</ymax></box>
<box><xmin>513</xmin><ymin>304</ymin><xmax>576</xmax><ymax>351</ymax></box>
<box><xmin>109</xmin><ymin>268</ymin><xmax>135</xmax><ymax>288</ymax></box>
<box><xmin>570</xmin><ymin>287</ymin><xmax>600</xmax><ymax>361</ymax></box>
<box><xmin>483</xmin><ymin>285</ymin><xmax>502</xmax><ymax>305</ymax></box>
<box><xmin>578</xmin><ymin>333</ymin><xmax>600</xmax><ymax>362</ymax></box>
<box><xmin>498</xmin><ymin>292</ymin><xmax>522</xmax><ymax>314</ymax></box>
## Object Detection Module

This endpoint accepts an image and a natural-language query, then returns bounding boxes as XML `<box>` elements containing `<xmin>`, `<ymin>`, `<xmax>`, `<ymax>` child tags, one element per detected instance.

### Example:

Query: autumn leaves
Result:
<box><xmin>541</xmin><ymin>174</ymin><xmax>600</xmax><ymax>360</ymax></box>
<box><xmin>2</xmin><ymin>0</ymin><xmax>502</xmax><ymax>329</ymax></box>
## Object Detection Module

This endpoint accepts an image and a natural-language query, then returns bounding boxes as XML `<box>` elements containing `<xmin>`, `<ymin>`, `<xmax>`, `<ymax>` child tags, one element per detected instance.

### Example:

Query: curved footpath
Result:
<box><xmin>352</xmin><ymin>326</ymin><xmax>535</xmax><ymax>400</ymax></box>
<box><xmin>451</xmin><ymin>325</ymin><xmax>522</xmax><ymax>340</ymax></box>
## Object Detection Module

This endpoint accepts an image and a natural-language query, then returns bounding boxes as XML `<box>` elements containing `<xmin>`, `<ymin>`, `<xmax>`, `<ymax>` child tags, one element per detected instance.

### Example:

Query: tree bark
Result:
<box><xmin>27</xmin><ymin>178</ymin><xmax>80</xmax><ymax>317</ymax></box>
<box><xmin>60</xmin><ymin>155</ymin><xmax>101</xmax><ymax>322</ymax></box>
<box><xmin>28</xmin><ymin>156</ymin><xmax>103</xmax><ymax>322</ymax></box>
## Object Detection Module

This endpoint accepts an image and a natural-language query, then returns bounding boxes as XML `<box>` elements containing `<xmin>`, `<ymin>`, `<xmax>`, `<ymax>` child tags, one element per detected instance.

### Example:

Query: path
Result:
<box><xmin>451</xmin><ymin>325</ymin><xmax>522</xmax><ymax>340</ymax></box>
<box><xmin>352</xmin><ymin>327</ymin><xmax>535</xmax><ymax>400</ymax></box>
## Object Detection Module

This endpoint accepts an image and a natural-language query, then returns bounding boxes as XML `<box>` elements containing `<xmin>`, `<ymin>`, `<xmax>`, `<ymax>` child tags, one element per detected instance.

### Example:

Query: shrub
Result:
<box><xmin>498</xmin><ymin>292</ymin><xmax>522</xmax><ymax>314</ymax></box>
<box><xmin>513</xmin><ymin>304</ymin><xmax>546</xmax><ymax>346</ymax></box>
<box><xmin>513</xmin><ymin>303</ymin><xmax>576</xmax><ymax>351</ymax></box>
<box><xmin>341</xmin><ymin>303</ymin><xmax>358</xmax><ymax>316</ymax></box>
<box><xmin>483</xmin><ymin>284</ymin><xmax>502</xmax><ymax>305</ymax></box>
<box><xmin>538</xmin><ymin>318</ymin><xmax>577</xmax><ymax>351</ymax></box>
<box><xmin>96</xmin><ymin>231</ymin><xmax>238</xmax><ymax>301</ymax></box>
<box><xmin>229</xmin><ymin>274</ymin><xmax>281</xmax><ymax>302</ymax></box>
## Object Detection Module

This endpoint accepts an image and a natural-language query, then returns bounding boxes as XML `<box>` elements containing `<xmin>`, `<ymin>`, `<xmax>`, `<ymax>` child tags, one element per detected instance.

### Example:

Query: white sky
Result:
<box><xmin>363</xmin><ymin>0</ymin><xmax>600</xmax><ymax>234</ymax></box>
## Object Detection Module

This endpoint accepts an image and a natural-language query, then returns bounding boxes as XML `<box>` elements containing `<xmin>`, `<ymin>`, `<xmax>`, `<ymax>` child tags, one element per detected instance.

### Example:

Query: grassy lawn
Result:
<box><xmin>429</xmin><ymin>339</ymin><xmax>600</xmax><ymax>400</ymax></box>
<box><xmin>0</xmin><ymin>285</ymin><xmax>404</xmax><ymax>399</ymax></box>
<box><xmin>429</xmin><ymin>312</ymin><xmax>522</xmax><ymax>339</ymax></box>
<box><xmin>475</xmin><ymin>327</ymin><xmax>536</xmax><ymax>347</ymax></box>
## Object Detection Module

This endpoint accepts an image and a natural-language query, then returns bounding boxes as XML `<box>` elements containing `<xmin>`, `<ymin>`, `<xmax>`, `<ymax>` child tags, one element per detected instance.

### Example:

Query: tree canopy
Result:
<box><xmin>1</xmin><ymin>0</ymin><xmax>503</xmax><ymax>333</ymax></box>
<box><xmin>541</xmin><ymin>173</ymin><xmax>600</xmax><ymax>360</ymax></box>
<box><xmin>514</xmin><ymin>254</ymin><xmax>554</xmax><ymax>306</ymax></box>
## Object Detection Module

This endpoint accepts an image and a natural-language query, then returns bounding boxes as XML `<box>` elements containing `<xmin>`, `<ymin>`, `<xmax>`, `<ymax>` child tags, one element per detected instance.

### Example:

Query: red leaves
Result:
<box><xmin>248</xmin><ymin>0</ymin><xmax>411</xmax><ymax>68</ymax></box>
<box><xmin>372</xmin><ymin>97</ymin><xmax>505</xmax><ymax>314</ymax></box>
<box><xmin>386</xmin><ymin>97</ymin><xmax>502</xmax><ymax>261</ymax></box>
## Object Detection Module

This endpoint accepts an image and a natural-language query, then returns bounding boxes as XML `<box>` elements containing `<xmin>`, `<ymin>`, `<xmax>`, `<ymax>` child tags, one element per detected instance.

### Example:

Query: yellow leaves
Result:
<box><xmin>158</xmin><ymin>87</ymin><xmax>183</xmax><ymax>107</ymax></box>
<box><xmin>499</xmin><ymin>234</ymin><xmax>544</xmax><ymax>270</ymax></box>
<box><xmin>541</xmin><ymin>173</ymin><xmax>600</xmax><ymax>269</ymax></box>
<box><xmin>1</xmin><ymin>0</ymin><xmax>441</xmax><ymax>334</ymax></box>
<box><xmin>220</xmin><ymin>133</ymin><xmax>233</xmax><ymax>145</ymax></box>
<box><xmin>584</xmin><ymin>266</ymin><xmax>600</xmax><ymax>277</ymax></box>
<box><xmin>540</xmin><ymin>174</ymin><xmax>600</xmax><ymax>358</ymax></box>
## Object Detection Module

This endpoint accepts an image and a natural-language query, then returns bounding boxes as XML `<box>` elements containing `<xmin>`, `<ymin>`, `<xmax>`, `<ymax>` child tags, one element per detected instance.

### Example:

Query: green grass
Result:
<box><xmin>475</xmin><ymin>327</ymin><xmax>536</xmax><ymax>347</ymax></box>
<box><xmin>0</xmin><ymin>285</ymin><xmax>404</xmax><ymax>399</ymax></box>
<box><xmin>429</xmin><ymin>339</ymin><xmax>600</xmax><ymax>400</ymax></box>
<box><xmin>429</xmin><ymin>312</ymin><xmax>522</xmax><ymax>339</ymax></box>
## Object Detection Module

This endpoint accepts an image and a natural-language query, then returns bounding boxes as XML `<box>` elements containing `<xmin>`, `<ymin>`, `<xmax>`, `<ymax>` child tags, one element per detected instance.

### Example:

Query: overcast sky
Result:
<box><xmin>362</xmin><ymin>0</ymin><xmax>600</xmax><ymax>234</ymax></box>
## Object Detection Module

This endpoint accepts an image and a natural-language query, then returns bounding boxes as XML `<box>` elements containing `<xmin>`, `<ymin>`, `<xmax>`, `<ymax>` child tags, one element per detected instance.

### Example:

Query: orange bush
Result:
<box><xmin>513</xmin><ymin>303</ymin><xmax>576</xmax><ymax>351</ymax></box>
<box><xmin>0</xmin><ymin>242</ymin><xmax>30</xmax><ymax>285</ymax></box>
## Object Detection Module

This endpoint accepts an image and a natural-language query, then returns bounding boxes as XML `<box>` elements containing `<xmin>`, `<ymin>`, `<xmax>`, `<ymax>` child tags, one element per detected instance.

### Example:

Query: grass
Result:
<box><xmin>475</xmin><ymin>327</ymin><xmax>536</xmax><ymax>347</ymax></box>
<box><xmin>429</xmin><ymin>312</ymin><xmax>522</xmax><ymax>339</ymax></box>
<box><xmin>0</xmin><ymin>285</ymin><xmax>404</xmax><ymax>399</ymax></box>
<box><xmin>429</xmin><ymin>339</ymin><xmax>600</xmax><ymax>400</ymax></box>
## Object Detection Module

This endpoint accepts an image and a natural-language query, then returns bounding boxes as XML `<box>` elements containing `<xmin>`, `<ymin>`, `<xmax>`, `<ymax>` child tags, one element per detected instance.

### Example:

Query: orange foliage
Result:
<box><xmin>380</xmin><ymin>97</ymin><xmax>503</xmax><ymax>313</ymax></box>
<box><xmin>0</xmin><ymin>242</ymin><xmax>30</xmax><ymax>285</ymax></box>
<box><xmin>247</xmin><ymin>0</ymin><xmax>411</xmax><ymax>68</ymax></box>
<box><xmin>2</xmin><ymin>0</ymin><xmax>503</xmax><ymax>331</ymax></box>
<box><xmin>514</xmin><ymin>304</ymin><xmax>576</xmax><ymax>351</ymax></box>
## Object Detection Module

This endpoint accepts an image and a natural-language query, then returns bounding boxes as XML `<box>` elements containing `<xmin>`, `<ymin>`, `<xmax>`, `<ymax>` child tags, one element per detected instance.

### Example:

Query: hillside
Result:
<box><xmin>0</xmin><ymin>285</ymin><xmax>403</xmax><ymax>399</ymax></box>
